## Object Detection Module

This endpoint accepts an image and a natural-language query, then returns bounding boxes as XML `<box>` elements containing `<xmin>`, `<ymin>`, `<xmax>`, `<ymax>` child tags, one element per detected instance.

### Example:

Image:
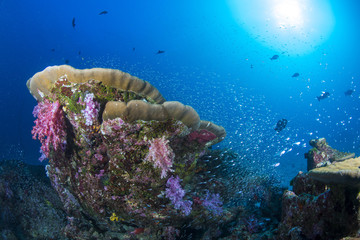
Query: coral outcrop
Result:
<box><xmin>27</xmin><ymin>65</ymin><xmax>227</xmax><ymax>239</ymax></box>
<box><xmin>278</xmin><ymin>138</ymin><xmax>360</xmax><ymax>240</ymax></box>
<box><xmin>308</xmin><ymin>157</ymin><xmax>360</xmax><ymax>187</ymax></box>
<box><xmin>304</xmin><ymin>138</ymin><xmax>355</xmax><ymax>171</ymax></box>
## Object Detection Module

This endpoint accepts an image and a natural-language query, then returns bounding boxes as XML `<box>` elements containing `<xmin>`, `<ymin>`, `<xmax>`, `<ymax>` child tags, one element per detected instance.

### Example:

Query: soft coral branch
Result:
<box><xmin>81</xmin><ymin>93</ymin><xmax>100</xmax><ymax>126</ymax></box>
<box><xmin>145</xmin><ymin>136</ymin><xmax>175</xmax><ymax>178</ymax></box>
<box><xmin>165</xmin><ymin>175</ymin><xmax>192</xmax><ymax>216</ymax></box>
<box><xmin>31</xmin><ymin>99</ymin><xmax>67</xmax><ymax>161</ymax></box>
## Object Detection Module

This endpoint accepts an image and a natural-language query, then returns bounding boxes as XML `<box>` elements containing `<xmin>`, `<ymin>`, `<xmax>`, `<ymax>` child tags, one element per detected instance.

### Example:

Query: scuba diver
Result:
<box><xmin>274</xmin><ymin>119</ymin><xmax>288</xmax><ymax>132</ymax></box>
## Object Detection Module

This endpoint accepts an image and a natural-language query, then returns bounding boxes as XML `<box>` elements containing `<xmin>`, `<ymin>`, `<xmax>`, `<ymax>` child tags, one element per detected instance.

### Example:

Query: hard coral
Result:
<box><xmin>31</xmin><ymin>99</ymin><xmax>66</xmax><ymax>161</ymax></box>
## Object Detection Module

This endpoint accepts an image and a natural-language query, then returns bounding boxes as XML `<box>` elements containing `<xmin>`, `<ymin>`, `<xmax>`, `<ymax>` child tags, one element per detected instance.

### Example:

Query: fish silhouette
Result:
<box><xmin>156</xmin><ymin>50</ymin><xmax>165</xmax><ymax>54</ymax></box>
<box><xmin>344</xmin><ymin>89</ymin><xmax>354</xmax><ymax>96</ymax></box>
<box><xmin>292</xmin><ymin>73</ymin><xmax>299</xmax><ymax>77</ymax></box>
<box><xmin>317</xmin><ymin>91</ymin><xmax>330</xmax><ymax>101</ymax></box>
<box><xmin>274</xmin><ymin>119</ymin><xmax>287</xmax><ymax>132</ymax></box>
<box><xmin>99</xmin><ymin>11</ymin><xmax>108</xmax><ymax>15</ymax></box>
<box><xmin>270</xmin><ymin>55</ymin><xmax>279</xmax><ymax>60</ymax></box>
<box><xmin>72</xmin><ymin>17</ymin><xmax>76</xmax><ymax>28</ymax></box>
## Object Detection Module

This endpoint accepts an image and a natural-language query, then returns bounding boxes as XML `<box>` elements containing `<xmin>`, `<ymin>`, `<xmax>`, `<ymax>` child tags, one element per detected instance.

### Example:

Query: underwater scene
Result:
<box><xmin>1</xmin><ymin>0</ymin><xmax>360</xmax><ymax>239</ymax></box>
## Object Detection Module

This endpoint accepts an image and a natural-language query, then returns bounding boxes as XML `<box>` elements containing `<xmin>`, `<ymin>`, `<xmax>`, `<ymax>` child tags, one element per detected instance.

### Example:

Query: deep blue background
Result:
<box><xmin>1</xmin><ymin>0</ymin><xmax>359</xmax><ymax>185</ymax></box>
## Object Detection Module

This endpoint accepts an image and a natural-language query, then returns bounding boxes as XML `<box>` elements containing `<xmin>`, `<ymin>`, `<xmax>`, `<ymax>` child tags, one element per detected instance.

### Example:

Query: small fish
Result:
<box><xmin>156</xmin><ymin>50</ymin><xmax>165</xmax><ymax>54</ymax></box>
<box><xmin>270</xmin><ymin>55</ymin><xmax>279</xmax><ymax>60</ymax></box>
<box><xmin>279</xmin><ymin>150</ymin><xmax>286</xmax><ymax>156</ymax></box>
<box><xmin>99</xmin><ymin>10</ymin><xmax>108</xmax><ymax>15</ymax></box>
<box><xmin>72</xmin><ymin>17</ymin><xmax>76</xmax><ymax>28</ymax></box>
<box><xmin>317</xmin><ymin>91</ymin><xmax>330</xmax><ymax>101</ymax></box>
<box><xmin>110</xmin><ymin>213</ymin><xmax>119</xmax><ymax>221</ymax></box>
<box><xmin>292</xmin><ymin>73</ymin><xmax>299</xmax><ymax>77</ymax></box>
<box><xmin>131</xmin><ymin>228</ymin><xmax>145</xmax><ymax>235</ymax></box>
<box><xmin>65</xmin><ymin>59</ymin><xmax>70</xmax><ymax>64</ymax></box>
<box><xmin>78</xmin><ymin>51</ymin><xmax>81</xmax><ymax>55</ymax></box>
<box><xmin>274</xmin><ymin>119</ymin><xmax>287</xmax><ymax>132</ymax></box>
<box><xmin>132</xmin><ymin>47</ymin><xmax>135</xmax><ymax>51</ymax></box>
<box><xmin>51</xmin><ymin>48</ymin><xmax>55</xmax><ymax>52</ymax></box>
<box><xmin>250</xmin><ymin>64</ymin><xmax>254</xmax><ymax>69</ymax></box>
<box><xmin>344</xmin><ymin>89</ymin><xmax>354</xmax><ymax>96</ymax></box>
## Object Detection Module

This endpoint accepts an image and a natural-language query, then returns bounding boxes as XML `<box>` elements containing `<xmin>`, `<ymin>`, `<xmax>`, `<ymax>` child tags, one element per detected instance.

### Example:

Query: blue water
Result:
<box><xmin>1</xmin><ymin>0</ymin><xmax>360</xmax><ymax>186</ymax></box>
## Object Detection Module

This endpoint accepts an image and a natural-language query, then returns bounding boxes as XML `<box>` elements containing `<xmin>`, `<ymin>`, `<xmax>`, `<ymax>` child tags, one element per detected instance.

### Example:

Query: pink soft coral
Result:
<box><xmin>32</xmin><ymin>99</ymin><xmax>67</xmax><ymax>161</ymax></box>
<box><xmin>81</xmin><ymin>93</ymin><xmax>100</xmax><ymax>126</ymax></box>
<box><xmin>145</xmin><ymin>136</ymin><xmax>174</xmax><ymax>178</ymax></box>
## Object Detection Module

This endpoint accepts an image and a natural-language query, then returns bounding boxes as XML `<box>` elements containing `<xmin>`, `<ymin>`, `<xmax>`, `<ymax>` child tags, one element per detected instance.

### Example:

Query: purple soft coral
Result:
<box><xmin>203</xmin><ymin>191</ymin><xmax>223</xmax><ymax>216</ymax></box>
<box><xmin>166</xmin><ymin>175</ymin><xmax>192</xmax><ymax>216</ymax></box>
<box><xmin>145</xmin><ymin>136</ymin><xmax>175</xmax><ymax>178</ymax></box>
<box><xmin>81</xmin><ymin>93</ymin><xmax>100</xmax><ymax>126</ymax></box>
<box><xmin>32</xmin><ymin>99</ymin><xmax>67</xmax><ymax>161</ymax></box>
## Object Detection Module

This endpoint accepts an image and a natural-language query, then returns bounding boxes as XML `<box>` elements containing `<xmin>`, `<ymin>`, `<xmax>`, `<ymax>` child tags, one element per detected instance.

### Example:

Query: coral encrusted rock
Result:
<box><xmin>279</xmin><ymin>142</ymin><xmax>360</xmax><ymax>240</ymax></box>
<box><xmin>305</xmin><ymin>138</ymin><xmax>355</xmax><ymax>171</ymax></box>
<box><xmin>27</xmin><ymin>65</ymin><xmax>227</xmax><ymax>239</ymax></box>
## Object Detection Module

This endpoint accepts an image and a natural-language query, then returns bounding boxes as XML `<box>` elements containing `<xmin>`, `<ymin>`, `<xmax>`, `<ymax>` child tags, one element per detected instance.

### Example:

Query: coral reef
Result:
<box><xmin>0</xmin><ymin>159</ymin><xmax>67</xmax><ymax>239</ymax></box>
<box><xmin>0</xmin><ymin>149</ymin><xmax>284</xmax><ymax>239</ymax></box>
<box><xmin>305</xmin><ymin>138</ymin><xmax>354</xmax><ymax>171</ymax></box>
<box><xmin>198</xmin><ymin>150</ymin><xmax>284</xmax><ymax>240</ymax></box>
<box><xmin>27</xmin><ymin>66</ymin><xmax>228</xmax><ymax>239</ymax></box>
<box><xmin>278</xmin><ymin>138</ymin><xmax>360</xmax><ymax>240</ymax></box>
